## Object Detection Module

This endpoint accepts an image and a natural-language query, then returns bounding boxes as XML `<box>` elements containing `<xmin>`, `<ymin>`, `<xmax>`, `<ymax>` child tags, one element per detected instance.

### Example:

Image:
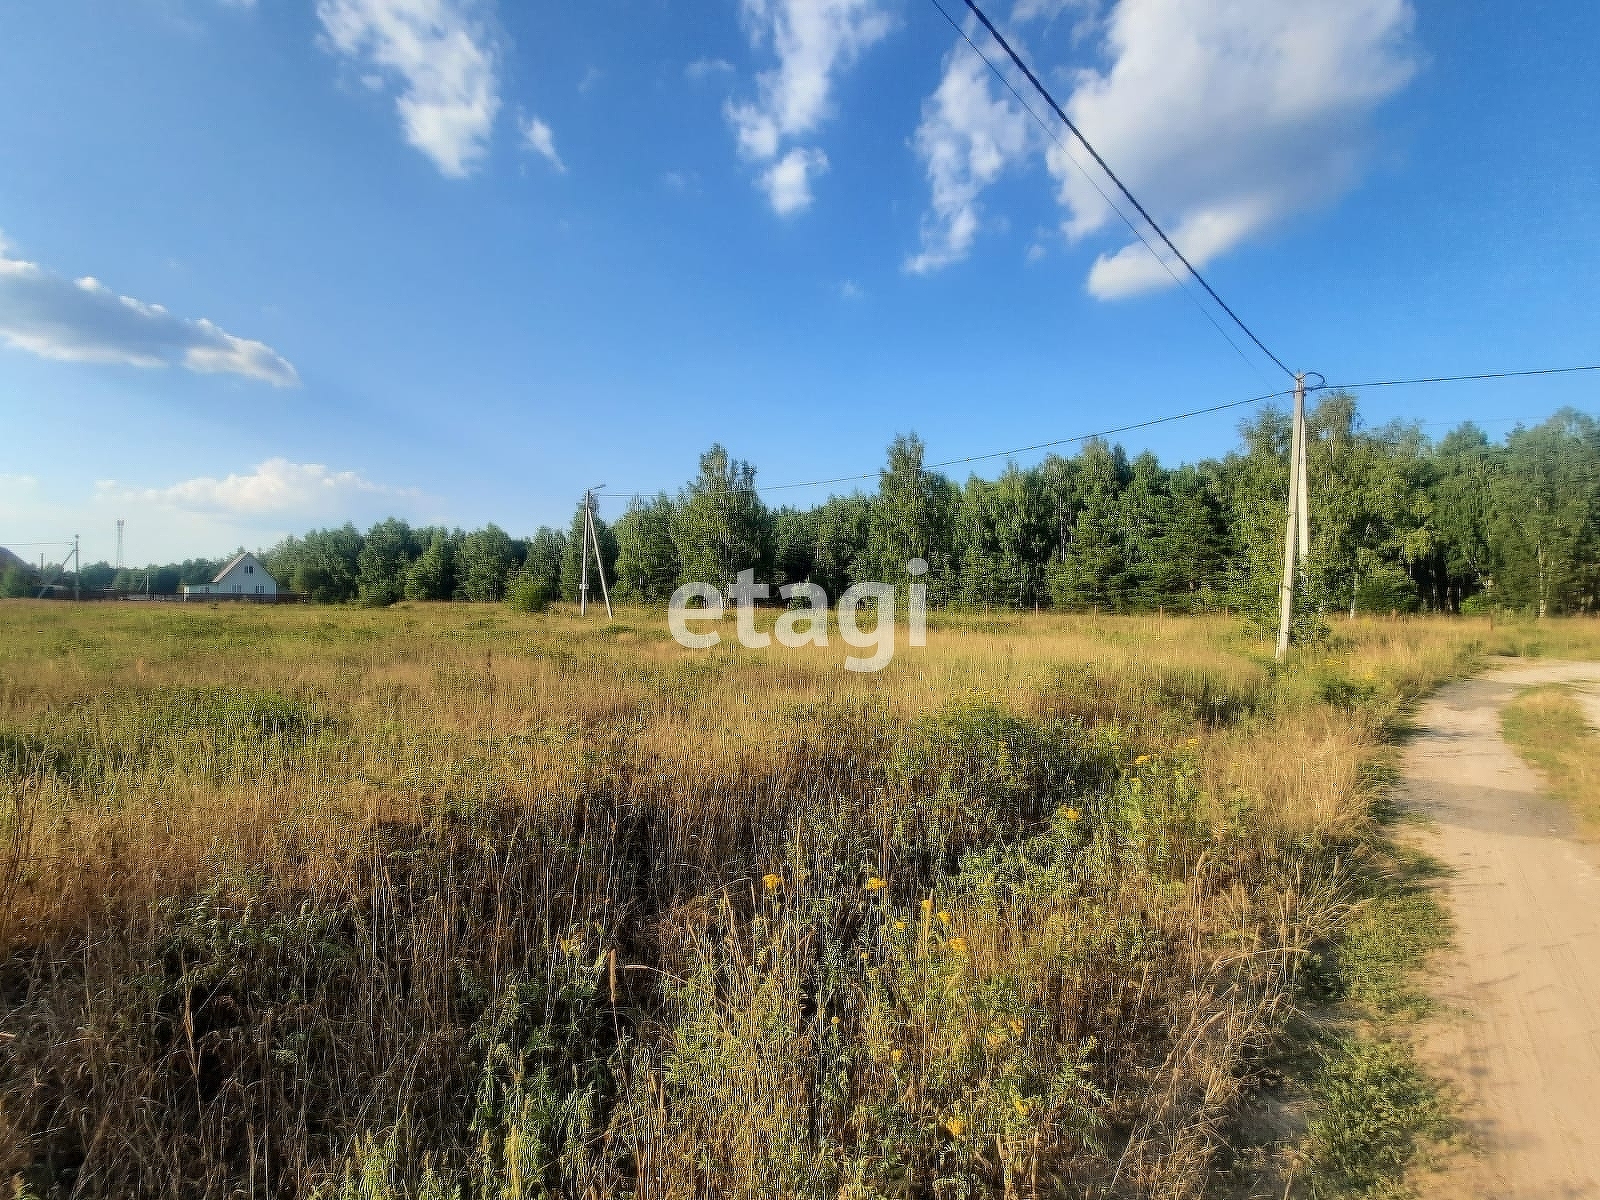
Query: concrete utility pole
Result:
<box><xmin>1275</xmin><ymin>373</ymin><xmax>1308</xmax><ymax>661</ymax></box>
<box><xmin>578</xmin><ymin>487</ymin><xmax>613</xmax><ymax>619</ymax></box>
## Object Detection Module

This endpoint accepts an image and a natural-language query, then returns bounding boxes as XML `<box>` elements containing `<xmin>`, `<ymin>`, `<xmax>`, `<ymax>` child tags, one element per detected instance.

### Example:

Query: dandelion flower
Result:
<box><xmin>893</xmin><ymin>920</ymin><xmax>907</xmax><ymax>931</ymax></box>
<box><xmin>890</xmin><ymin>1049</ymin><xmax>903</xmax><ymax>1065</ymax></box>
<box><xmin>1063</xmin><ymin>807</ymin><xmax>1080</xmax><ymax>822</ymax></box>
<box><xmin>864</xmin><ymin>876</ymin><xmax>888</xmax><ymax>892</ymax></box>
<box><xmin>1013</xmin><ymin>1097</ymin><xmax>1031</xmax><ymax>1118</ymax></box>
<box><xmin>1186</xmin><ymin>736</ymin><xmax>1200</xmax><ymax>747</ymax></box>
<box><xmin>945</xmin><ymin>1117</ymin><xmax>967</xmax><ymax>1138</ymax></box>
<box><xmin>948</xmin><ymin>937</ymin><xmax>967</xmax><ymax>953</ymax></box>
<box><xmin>761</xmin><ymin>873</ymin><xmax>782</xmax><ymax>892</ymax></box>
<box><xmin>1134</xmin><ymin>754</ymin><xmax>1151</xmax><ymax>765</ymax></box>
<box><xmin>1008</xmin><ymin>1018</ymin><xmax>1024</xmax><ymax>1036</ymax></box>
<box><xmin>937</xmin><ymin>910</ymin><xmax>951</xmax><ymax>925</ymax></box>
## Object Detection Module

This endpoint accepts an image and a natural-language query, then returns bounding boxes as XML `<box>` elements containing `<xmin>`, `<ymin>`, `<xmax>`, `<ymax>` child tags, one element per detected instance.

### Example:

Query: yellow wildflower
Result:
<box><xmin>1186</xmin><ymin>736</ymin><xmax>1200</xmax><ymax>747</ymax></box>
<box><xmin>937</xmin><ymin>910</ymin><xmax>951</xmax><ymax>925</ymax></box>
<box><xmin>864</xmin><ymin>876</ymin><xmax>888</xmax><ymax>891</ymax></box>
<box><xmin>1013</xmin><ymin>1097</ymin><xmax>1031</xmax><ymax>1118</ymax></box>
<box><xmin>1134</xmin><ymin>754</ymin><xmax>1151</xmax><ymax>765</ymax></box>
<box><xmin>948</xmin><ymin>937</ymin><xmax>967</xmax><ymax>953</ymax></box>
<box><xmin>1062</xmin><ymin>807</ymin><xmax>1080</xmax><ymax>822</ymax></box>
<box><xmin>1008</xmin><ymin>1018</ymin><xmax>1024</xmax><ymax>1036</ymax></box>
<box><xmin>986</xmin><ymin>1030</ymin><xmax>1007</xmax><ymax>1048</ymax></box>
<box><xmin>944</xmin><ymin>1117</ymin><xmax>967</xmax><ymax>1138</ymax></box>
<box><xmin>920</xmin><ymin>898</ymin><xmax>934</xmax><ymax>912</ymax></box>
<box><xmin>761</xmin><ymin>873</ymin><xmax>782</xmax><ymax>892</ymax></box>
<box><xmin>890</xmin><ymin>1049</ymin><xmax>903</xmax><ymax>1066</ymax></box>
<box><xmin>893</xmin><ymin>920</ymin><xmax>907</xmax><ymax>931</ymax></box>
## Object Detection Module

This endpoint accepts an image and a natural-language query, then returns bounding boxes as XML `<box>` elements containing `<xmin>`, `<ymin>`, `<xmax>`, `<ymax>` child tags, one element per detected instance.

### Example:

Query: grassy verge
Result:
<box><xmin>1293</xmin><ymin>839</ymin><xmax>1455</xmax><ymax>1199</ymax></box>
<box><xmin>1502</xmin><ymin>684</ymin><xmax>1600</xmax><ymax>833</ymax></box>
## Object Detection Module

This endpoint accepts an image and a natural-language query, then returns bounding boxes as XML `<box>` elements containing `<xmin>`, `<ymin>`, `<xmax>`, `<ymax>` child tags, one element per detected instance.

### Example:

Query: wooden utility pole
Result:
<box><xmin>1276</xmin><ymin>373</ymin><xmax>1307</xmax><ymax>661</ymax></box>
<box><xmin>578</xmin><ymin>496</ymin><xmax>590</xmax><ymax>615</ymax></box>
<box><xmin>578</xmin><ymin>488</ymin><xmax>613</xmax><ymax>619</ymax></box>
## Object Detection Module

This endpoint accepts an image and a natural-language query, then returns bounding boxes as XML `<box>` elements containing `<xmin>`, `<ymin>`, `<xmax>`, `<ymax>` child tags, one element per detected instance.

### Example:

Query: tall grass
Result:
<box><xmin>0</xmin><ymin>600</ymin><xmax>1588</xmax><ymax>1198</ymax></box>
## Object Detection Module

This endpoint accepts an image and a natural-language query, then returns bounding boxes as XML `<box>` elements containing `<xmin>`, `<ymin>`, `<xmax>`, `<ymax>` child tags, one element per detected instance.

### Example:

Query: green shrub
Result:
<box><xmin>505</xmin><ymin>577</ymin><xmax>552</xmax><ymax>613</ymax></box>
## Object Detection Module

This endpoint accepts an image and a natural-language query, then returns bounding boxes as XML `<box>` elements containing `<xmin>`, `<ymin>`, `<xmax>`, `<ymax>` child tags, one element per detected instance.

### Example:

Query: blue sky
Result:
<box><xmin>2</xmin><ymin>0</ymin><xmax>1597</xmax><ymax>565</ymax></box>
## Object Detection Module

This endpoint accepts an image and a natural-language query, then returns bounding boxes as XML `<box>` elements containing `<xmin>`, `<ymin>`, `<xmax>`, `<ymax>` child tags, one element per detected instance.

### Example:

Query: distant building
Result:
<box><xmin>182</xmin><ymin>552</ymin><xmax>278</xmax><ymax>599</ymax></box>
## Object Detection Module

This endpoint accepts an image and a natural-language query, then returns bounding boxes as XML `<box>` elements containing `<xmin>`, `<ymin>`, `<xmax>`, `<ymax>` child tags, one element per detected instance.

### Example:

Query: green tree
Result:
<box><xmin>810</xmin><ymin>493</ymin><xmax>871</xmax><ymax>600</ymax></box>
<box><xmin>1048</xmin><ymin>439</ymin><xmax>1131</xmax><ymax>610</ymax></box>
<box><xmin>1490</xmin><ymin>410</ymin><xmax>1599</xmax><ymax>616</ymax></box>
<box><xmin>862</xmin><ymin>434</ymin><xmax>955</xmax><ymax>602</ymax></box>
<box><xmin>670</xmin><ymin>445</ymin><xmax>769</xmax><ymax>591</ymax></box>
<box><xmin>357</xmin><ymin>518</ymin><xmax>418</xmax><ymax>607</ymax></box>
<box><xmin>613</xmin><ymin>496</ymin><xmax>680</xmax><ymax>602</ymax></box>
<box><xmin>953</xmin><ymin>464</ymin><xmax>1052</xmax><ymax>609</ymax></box>
<box><xmin>270</xmin><ymin>526</ymin><xmax>361</xmax><ymax>603</ymax></box>
<box><xmin>455</xmin><ymin>524</ymin><xmax>519</xmax><ymax>603</ymax></box>
<box><xmin>517</xmin><ymin>526</ymin><xmax>568</xmax><ymax>601</ymax></box>
<box><xmin>404</xmin><ymin>530</ymin><xmax>457</xmax><ymax>601</ymax></box>
<box><xmin>0</xmin><ymin>565</ymin><xmax>33</xmax><ymax>597</ymax></box>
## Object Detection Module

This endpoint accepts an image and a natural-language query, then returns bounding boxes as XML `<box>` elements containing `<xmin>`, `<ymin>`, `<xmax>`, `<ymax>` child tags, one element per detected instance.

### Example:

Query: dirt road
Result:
<box><xmin>1404</xmin><ymin>660</ymin><xmax>1600</xmax><ymax>1199</ymax></box>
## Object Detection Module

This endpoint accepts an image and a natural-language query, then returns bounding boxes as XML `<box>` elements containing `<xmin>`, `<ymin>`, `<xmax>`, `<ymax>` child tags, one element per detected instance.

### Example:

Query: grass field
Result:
<box><xmin>1502</xmin><ymin>684</ymin><xmax>1600</xmax><ymax>835</ymax></box>
<box><xmin>3</xmin><ymin>600</ymin><xmax>1597</xmax><ymax>1200</ymax></box>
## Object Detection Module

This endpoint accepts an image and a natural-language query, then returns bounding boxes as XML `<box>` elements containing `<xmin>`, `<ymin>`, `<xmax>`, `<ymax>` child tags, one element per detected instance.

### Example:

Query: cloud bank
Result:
<box><xmin>317</xmin><ymin>0</ymin><xmax>501</xmax><ymax>178</ymax></box>
<box><xmin>0</xmin><ymin>240</ymin><xmax>298</xmax><ymax>386</ymax></box>
<box><xmin>911</xmin><ymin>0</ymin><xmax>1418</xmax><ymax>295</ymax></box>
<box><xmin>97</xmin><ymin>458</ymin><xmax>414</xmax><ymax>517</ymax></box>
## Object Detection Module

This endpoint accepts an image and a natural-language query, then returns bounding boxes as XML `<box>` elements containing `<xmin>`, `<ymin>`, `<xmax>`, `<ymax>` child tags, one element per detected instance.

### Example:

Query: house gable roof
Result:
<box><xmin>212</xmin><ymin>552</ymin><xmax>271</xmax><ymax>584</ymax></box>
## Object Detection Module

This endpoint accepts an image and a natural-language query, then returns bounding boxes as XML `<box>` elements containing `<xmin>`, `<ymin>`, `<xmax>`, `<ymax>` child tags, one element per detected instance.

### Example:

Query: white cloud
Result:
<box><xmin>839</xmin><ymin>279</ymin><xmax>864</xmax><ymax>299</ymax></box>
<box><xmin>1055</xmin><ymin>0</ymin><xmax>1417</xmax><ymax>299</ymax></box>
<box><xmin>1009</xmin><ymin>0</ymin><xmax>1085</xmax><ymax>22</ymax></box>
<box><xmin>726</xmin><ymin>0</ymin><xmax>893</xmax><ymax>214</ymax></box>
<box><xmin>760</xmin><ymin>147</ymin><xmax>828</xmax><ymax>216</ymax></box>
<box><xmin>0</xmin><ymin>242</ymin><xmax>298</xmax><ymax>386</ymax></box>
<box><xmin>686</xmin><ymin>57</ymin><xmax>735</xmax><ymax>81</ymax></box>
<box><xmin>97</xmin><ymin>458</ymin><xmax>414</xmax><ymax>517</ymax></box>
<box><xmin>906</xmin><ymin>43</ymin><xmax>1033</xmax><ymax>274</ymax></box>
<box><xmin>520</xmin><ymin>114</ymin><xmax>565</xmax><ymax>172</ymax></box>
<box><xmin>911</xmin><ymin>0</ymin><xmax>1417</xmax><ymax>294</ymax></box>
<box><xmin>317</xmin><ymin>0</ymin><xmax>500</xmax><ymax>178</ymax></box>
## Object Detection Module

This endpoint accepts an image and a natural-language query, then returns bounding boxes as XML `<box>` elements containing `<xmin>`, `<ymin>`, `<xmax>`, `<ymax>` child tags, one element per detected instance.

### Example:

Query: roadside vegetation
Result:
<box><xmin>3</xmin><ymin>602</ymin><xmax>1599</xmax><ymax>1199</ymax></box>
<box><xmin>1502</xmin><ymin>684</ymin><xmax>1600</xmax><ymax>833</ymax></box>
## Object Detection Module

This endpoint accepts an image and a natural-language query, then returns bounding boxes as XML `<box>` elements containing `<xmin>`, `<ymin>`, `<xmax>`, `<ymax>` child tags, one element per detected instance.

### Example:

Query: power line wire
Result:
<box><xmin>925</xmin><ymin>0</ymin><xmax>1269</xmax><ymax>384</ymax></box>
<box><xmin>954</xmin><ymin>0</ymin><xmax>1297</xmax><ymax>381</ymax></box>
<box><xmin>597</xmin><ymin>363</ymin><xmax>1600</xmax><ymax>504</ymax></box>
<box><xmin>1320</xmin><ymin>364</ymin><xmax>1600</xmax><ymax>392</ymax></box>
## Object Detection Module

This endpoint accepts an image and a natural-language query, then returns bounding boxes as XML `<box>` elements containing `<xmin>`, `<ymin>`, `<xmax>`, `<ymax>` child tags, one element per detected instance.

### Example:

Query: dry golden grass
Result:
<box><xmin>1</xmin><ymin>598</ymin><xmax>1594</xmax><ymax>1199</ymax></box>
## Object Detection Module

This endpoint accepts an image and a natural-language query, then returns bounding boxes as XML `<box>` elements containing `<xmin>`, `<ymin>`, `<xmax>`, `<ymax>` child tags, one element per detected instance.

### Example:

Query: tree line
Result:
<box><xmin>12</xmin><ymin>397</ymin><xmax>1594</xmax><ymax>616</ymax></box>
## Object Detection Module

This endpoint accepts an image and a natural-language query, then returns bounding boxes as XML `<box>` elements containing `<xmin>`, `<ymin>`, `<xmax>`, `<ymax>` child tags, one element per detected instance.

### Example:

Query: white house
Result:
<box><xmin>182</xmin><ymin>552</ymin><xmax>279</xmax><ymax>599</ymax></box>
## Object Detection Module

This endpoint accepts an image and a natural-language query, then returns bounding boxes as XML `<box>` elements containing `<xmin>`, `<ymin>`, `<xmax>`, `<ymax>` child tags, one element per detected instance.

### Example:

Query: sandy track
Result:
<box><xmin>1403</xmin><ymin>661</ymin><xmax>1600</xmax><ymax>1199</ymax></box>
